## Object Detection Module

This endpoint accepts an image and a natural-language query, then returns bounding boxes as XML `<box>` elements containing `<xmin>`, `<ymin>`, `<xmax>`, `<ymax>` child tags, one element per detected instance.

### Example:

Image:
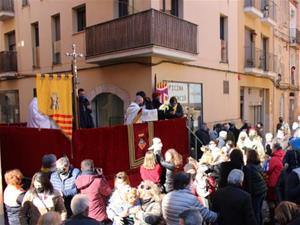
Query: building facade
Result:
<box><xmin>0</xmin><ymin>0</ymin><xmax>299</xmax><ymax>132</ymax></box>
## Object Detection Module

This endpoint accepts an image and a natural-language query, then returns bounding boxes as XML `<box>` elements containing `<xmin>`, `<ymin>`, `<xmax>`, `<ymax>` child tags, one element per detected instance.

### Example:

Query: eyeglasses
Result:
<box><xmin>140</xmin><ymin>184</ymin><xmax>151</xmax><ymax>190</ymax></box>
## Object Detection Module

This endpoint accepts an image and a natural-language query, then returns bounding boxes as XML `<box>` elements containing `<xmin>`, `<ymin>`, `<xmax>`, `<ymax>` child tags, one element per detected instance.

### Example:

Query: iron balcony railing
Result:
<box><xmin>290</xmin><ymin>28</ymin><xmax>300</xmax><ymax>45</ymax></box>
<box><xmin>245</xmin><ymin>0</ymin><xmax>276</xmax><ymax>21</ymax></box>
<box><xmin>244</xmin><ymin>0</ymin><xmax>261</xmax><ymax>10</ymax></box>
<box><xmin>0</xmin><ymin>0</ymin><xmax>14</xmax><ymax>12</ymax></box>
<box><xmin>0</xmin><ymin>51</ymin><xmax>17</xmax><ymax>73</ymax></box>
<box><xmin>244</xmin><ymin>46</ymin><xmax>277</xmax><ymax>72</ymax></box>
<box><xmin>86</xmin><ymin>9</ymin><xmax>198</xmax><ymax>59</ymax></box>
<box><xmin>261</xmin><ymin>0</ymin><xmax>276</xmax><ymax>22</ymax></box>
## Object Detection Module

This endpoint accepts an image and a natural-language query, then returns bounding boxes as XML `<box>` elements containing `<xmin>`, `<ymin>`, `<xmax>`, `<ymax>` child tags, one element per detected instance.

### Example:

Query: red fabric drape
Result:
<box><xmin>0</xmin><ymin>127</ymin><xmax>71</xmax><ymax>177</ymax></box>
<box><xmin>0</xmin><ymin>118</ymin><xmax>188</xmax><ymax>187</ymax></box>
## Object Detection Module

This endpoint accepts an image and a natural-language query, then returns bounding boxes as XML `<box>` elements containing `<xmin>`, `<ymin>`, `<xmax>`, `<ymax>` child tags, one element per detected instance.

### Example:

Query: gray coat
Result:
<box><xmin>162</xmin><ymin>188</ymin><xmax>217</xmax><ymax>225</ymax></box>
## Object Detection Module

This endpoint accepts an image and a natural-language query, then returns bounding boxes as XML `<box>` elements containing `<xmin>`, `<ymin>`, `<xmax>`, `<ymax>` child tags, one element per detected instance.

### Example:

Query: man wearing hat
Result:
<box><xmin>40</xmin><ymin>153</ymin><xmax>57</xmax><ymax>178</ymax></box>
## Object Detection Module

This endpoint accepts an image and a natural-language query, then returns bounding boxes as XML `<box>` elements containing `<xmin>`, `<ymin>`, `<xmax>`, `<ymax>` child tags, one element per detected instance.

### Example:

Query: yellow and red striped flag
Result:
<box><xmin>36</xmin><ymin>74</ymin><xmax>73</xmax><ymax>139</ymax></box>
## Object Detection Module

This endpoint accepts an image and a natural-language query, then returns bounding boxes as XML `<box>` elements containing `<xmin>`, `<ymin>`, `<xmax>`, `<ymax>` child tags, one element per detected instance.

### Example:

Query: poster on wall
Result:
<box><xmin>166</xmin><ymin>81</ymin><xmax>203</xmax><ymax>127</ymax></box>
<box><xmin>167</xmin><ymin>82</ymin><xmax>188</xmax><ymax>104</ymax></box>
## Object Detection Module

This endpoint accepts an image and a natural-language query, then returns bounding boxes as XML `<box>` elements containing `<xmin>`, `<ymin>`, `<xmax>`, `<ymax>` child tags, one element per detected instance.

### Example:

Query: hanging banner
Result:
<box><xmin>127</xmin><ymin>122</ymin><xmax>154</xmax><ymax>169</ymax></box>
<box><xmin>36</xmin><ymin>74</ymin><xmax>73</xmax><ymax>139</ymax></box>
<box><xmin>156</xmin><ymin>81</ymin><xmax>169</xmax><ymax>104</ymax></box>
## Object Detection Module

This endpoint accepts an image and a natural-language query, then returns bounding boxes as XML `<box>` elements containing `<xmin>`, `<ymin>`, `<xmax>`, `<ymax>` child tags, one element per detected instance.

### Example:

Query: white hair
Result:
<box><xmin>56</xmin><ymin>156</ymin><xmax>70</xmax><ymax>169</ymax></box>
<box><xmin>219</xmin><ymin>131</ymin><xmax>227</xmax><ymax>139</ymax></box>
<box><xmin>227</xmin><ymin>169</ymin><xmax>244</xmax><ymax>185</ymax></box>
<box><xmin>292</xmin><ymin>122</ymin><xmax>299</xmax><ymax>131</ymax></box>
<box><xmin>265</xmin><ymin>133</ymin><xmax>273</xmax><ymax>142</ymax></box>
<box><xmin>71</xmin><ymin>194</ymin><xmax>89</xmax><ymax>216</ymax></box>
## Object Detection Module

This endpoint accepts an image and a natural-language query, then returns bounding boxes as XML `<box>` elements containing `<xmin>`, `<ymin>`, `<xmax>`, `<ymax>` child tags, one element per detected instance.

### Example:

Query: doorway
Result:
<box><xmin>92</xmin><ymin>93</ymin><xmax>124</xmax><ymax>128</ymax></box>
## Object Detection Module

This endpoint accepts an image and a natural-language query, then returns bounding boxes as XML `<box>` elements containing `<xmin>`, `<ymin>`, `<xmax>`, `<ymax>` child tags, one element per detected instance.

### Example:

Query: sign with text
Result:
<box><xmin>167</xmin><ymin>82</ymin><xmax>188</xmax><ymax>104</ymax></box>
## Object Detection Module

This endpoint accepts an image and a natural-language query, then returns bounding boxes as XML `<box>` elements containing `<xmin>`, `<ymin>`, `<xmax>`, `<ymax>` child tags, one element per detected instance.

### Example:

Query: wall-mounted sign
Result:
<box><xmin>165</xmin><ymin>81</ymin><xmax>203</xmax><ymax>125</ymax></box>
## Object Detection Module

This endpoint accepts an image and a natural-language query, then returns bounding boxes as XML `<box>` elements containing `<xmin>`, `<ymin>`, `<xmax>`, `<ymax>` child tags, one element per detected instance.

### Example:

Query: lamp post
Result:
<box><xmin>66</xmin><ymin>44</ymin><xmax>83</xmax><ymax>130</ymax></box>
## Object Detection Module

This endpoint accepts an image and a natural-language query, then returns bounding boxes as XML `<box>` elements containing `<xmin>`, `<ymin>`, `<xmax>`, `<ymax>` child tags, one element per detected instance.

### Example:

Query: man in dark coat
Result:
<box><xmin>212</xmin><ymin>169</ymin><xmax>257</xmax><ymax>225</ymax></box>
<box><xmin>78</xmin><ymin>88</ymin><xmax>94</xmax><ymax>128</ymax></box>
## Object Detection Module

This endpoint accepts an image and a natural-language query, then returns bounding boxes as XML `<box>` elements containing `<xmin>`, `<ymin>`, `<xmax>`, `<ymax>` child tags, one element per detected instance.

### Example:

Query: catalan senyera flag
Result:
<box><xmin>36</xmin><ymin>74</ymin><xmax>73</xmax><ymax>139</ymax></box>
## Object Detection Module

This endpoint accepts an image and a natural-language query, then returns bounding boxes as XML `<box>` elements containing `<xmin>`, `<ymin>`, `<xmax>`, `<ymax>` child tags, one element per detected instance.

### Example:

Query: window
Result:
<box><xmin>161</xmin><ymin>0</ymin><xmax>182</xmax><ymax>17</ymax></box>
<box><xmin>0</xmin><ymin>90</ymin><xmax>19</xmax><ymax>124</ymax></box>
<box><xmin>167</xmin><ymin>81</ymin><xmax>203</xmax><ymax>127</ymax></box>
<box><xmin>32</xmin><ymin>22</ymin><xmax>39</xmax><ymax>47</ymax></box>
<box><xmin>74</xmin><ymin>5</ymin><xmax>86</xmax><ymax>32</ymax></box>
<box><xmin>22</xmin><ymin>0</ymin><xmax>29</xmax><ymax>6</ymax></box>
<box><xmin>171</xmin><ymin>0</ymin><xmax>179</xmax><ymax>17</ymax></box>
<box><xmin>32</xmin><ymin>22</ymin><xmax>40</xmax><ymax>67</ymax></box>
<box><xmin>245</xmin><ymin>28</ymin><xmax>255</xmax><ymax>67</ymax></box>
<box><xmin>52</xmin><ymin>14</ymin><xmax>60</xmax><ymax>42</ymax></box>
<box><xmin>52</xmin><ymin>14</ymin><xmax>61</xmax><ymax>64</ymax></box>
<box><xmin>119</xmin><ymin>0</ymin><xmax>128</xmax><ymax>17</ymax></box>
<box><xmin>220</xmin><ymin>15</ymin><xmax>228</xmax><ymax>63</ymax></box>
<box><xmin>118</xmin><ymin>0</ymin><xmax>134</xmax><ymax>17</ymax></box>
<box><xmin>223</xmin><ymin>80</ymin><xmax>229</xmax><ymax>94</ymax></box>
<box><xmin>5</xmin><ymin>31</ymin><xmax>16</xmax><ymax>51</ymax></box>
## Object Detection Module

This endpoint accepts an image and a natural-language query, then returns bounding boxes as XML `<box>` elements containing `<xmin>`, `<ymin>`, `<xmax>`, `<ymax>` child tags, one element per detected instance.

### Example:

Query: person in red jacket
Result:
<box><xmin>75</xmin><ymin>159</ymin><xmax>112</xmax><ymax>224</ymax></box>
<box><xmin>267</xmin><ymin>143</ymin><xmax>285</xmax><ymax>224</ymax></box>
<box><xmin>140</xmin><ymin>151</ymin><xmax>162</xmax><ymax>184</ymax></box>
<box><xmin>267</xmin><ymin>143</ymin><xmax>285</xmax><ymax>202</ymax></box>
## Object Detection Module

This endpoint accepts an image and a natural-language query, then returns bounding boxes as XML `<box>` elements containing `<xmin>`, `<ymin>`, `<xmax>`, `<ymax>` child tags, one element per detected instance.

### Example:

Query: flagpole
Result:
<box><xmin>66</xmin><ymin>44</ymin><xmax>83</xmax><ymax>130</ymax></box>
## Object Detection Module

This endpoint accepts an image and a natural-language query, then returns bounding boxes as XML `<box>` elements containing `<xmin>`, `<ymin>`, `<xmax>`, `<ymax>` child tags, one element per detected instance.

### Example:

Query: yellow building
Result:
<box><xmin>0</xmin><ymin>0</ymin><xmax>299</xmax><ymax>132</ymax></box>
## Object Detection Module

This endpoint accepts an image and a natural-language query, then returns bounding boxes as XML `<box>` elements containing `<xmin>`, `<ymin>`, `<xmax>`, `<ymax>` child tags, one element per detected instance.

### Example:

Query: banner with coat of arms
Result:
<box><xmin>127</xmin><ymin>122</ymin><xmax>154</xmax><ymax>169</ymax></box>
<box><xmin>36</xmin><ymin>74</ymin><xmax>73</xmax><ymax>139</ymax></box>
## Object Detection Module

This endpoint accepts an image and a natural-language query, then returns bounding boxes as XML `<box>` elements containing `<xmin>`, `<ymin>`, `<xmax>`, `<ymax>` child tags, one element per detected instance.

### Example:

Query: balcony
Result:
<box><xmin>85</xmin><ymin>9</ymin><xmax>198</xmax><ymax>64</ymax></box>
<box><xmin>244</xmin><ymin>46</ymin><xmax>277</xmax><ymax>77</ymax></box>
<box><xmin>0</xmin><ymin>0</ymin><xmax>14</xmax><ymax>21</ymax></box>
<box><xmin>290</xmin><ymin>29</ymin><xmax>300</xmax><ymax>48</ymax></box>
<box><xmin>244</xmin><ymin>0</ymin><xmax>263</xmax><ymax>18</ymax></box>
<box><xmin>261</xmin><ymin>0</ymin><xmax>276</xmax><ymax>26</ymax></box>
<box><xmin>0</xmin><ymin>51</ymin><xmax>17</xmax><ymax>77</ymax></box>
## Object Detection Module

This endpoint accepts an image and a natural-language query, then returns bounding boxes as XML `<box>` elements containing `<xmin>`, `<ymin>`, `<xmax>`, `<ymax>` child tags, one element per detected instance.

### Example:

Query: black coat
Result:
<box><xmin>285</xmin><ymin>169</ymin><xmax>300</xmax><ymax>205</ymax></box>
<box><xmin>212</xmin><ymin>185</ymin><xmax>257</xmax><ymax>225</ymax></box>
<box><xmin>79</xmin><ymin>96</ymin><xmax>94</xmax><ymax>128</ymax></box>
<box><xmin>289</xmin><ymin>213</ymin><xmax>300</xmax><ymax>225</ymax></box>
<box><xmin>217</xmin><ymin>161</ymin><xmax>250</xmax><ymax>189</ymax></box>
<box><xmin>64</xmin><ymin>214</ymin><xmax>100</xmax><ymax>225</ymax></box>
<box><xmin>245</xmin><ymin>163</ymin><xmax>267</xmax><ymax>197</ymax></box>
<box><xmin>165</xmin><ymin>103</ymin><xmax>184</xmax><ymax>119</ymax></box>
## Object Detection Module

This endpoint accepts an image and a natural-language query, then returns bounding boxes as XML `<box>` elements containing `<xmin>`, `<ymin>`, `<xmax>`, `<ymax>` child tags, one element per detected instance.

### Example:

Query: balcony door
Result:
<box><xmin>5</xmin><ymin>31</ymin><xmax>16</xmax><ymax>51</ymax></box>
<box><xmin>261</xmin><ymin>36</ymin><xmax>268</xmax><ymax>71</ymax></box>
<box><xmin>245</xmin><ymin>28</ymin><xmax>255</xmax><ymax>67</ymax></box>
<box><xmin>92</xmin><ymin>92</ymin><xmax>124</xmax><ymax>128</ymax></box>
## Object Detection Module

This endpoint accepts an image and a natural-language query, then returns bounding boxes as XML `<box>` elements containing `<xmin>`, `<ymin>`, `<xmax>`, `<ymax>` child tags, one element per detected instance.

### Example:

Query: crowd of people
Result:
<box><xmin>8</xmin><ymin>88</ymin><xmax>300</xmax><ymax>225</ymax></box>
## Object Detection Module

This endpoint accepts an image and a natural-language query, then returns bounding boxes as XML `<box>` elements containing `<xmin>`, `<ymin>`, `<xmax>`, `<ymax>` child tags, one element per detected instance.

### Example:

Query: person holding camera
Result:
<box><xmin>75</xmin><ymin>159</ymin><xmax>112</xmax><ymax>224</ymax></box>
